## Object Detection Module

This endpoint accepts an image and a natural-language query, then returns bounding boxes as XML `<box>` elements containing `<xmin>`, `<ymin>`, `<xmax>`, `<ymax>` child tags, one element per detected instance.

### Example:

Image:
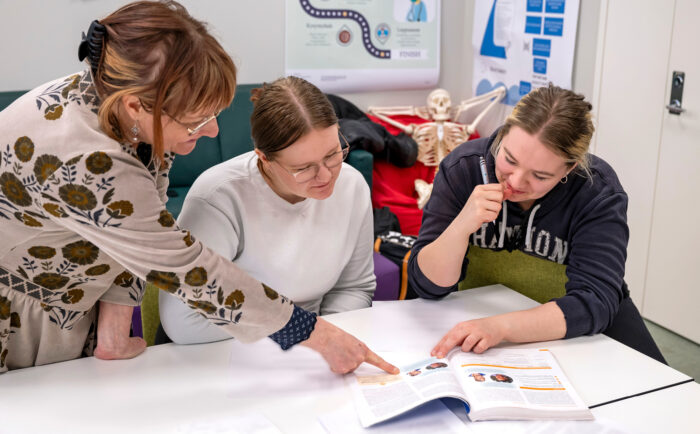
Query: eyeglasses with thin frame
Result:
<box><xmin>138</xmin><ymin>98</ymin><xmax>221</xmax><ymax>136</ymax></box>
<box><xmin>170</xmin><ymin>110</ymin><xmax>221</xmax><ymax>136</ymax></box>
<box><xmin>271</xmin><ymin>132</ymin><xmax>350</xmax><ymax>183</ymax></box>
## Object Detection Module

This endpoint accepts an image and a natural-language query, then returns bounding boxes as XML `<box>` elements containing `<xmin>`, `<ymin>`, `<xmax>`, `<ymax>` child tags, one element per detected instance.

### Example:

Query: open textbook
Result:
<box><xmin>349</xmin><ymin>348</ymin><xmax>593</xmax><ymax>427</ymax></box>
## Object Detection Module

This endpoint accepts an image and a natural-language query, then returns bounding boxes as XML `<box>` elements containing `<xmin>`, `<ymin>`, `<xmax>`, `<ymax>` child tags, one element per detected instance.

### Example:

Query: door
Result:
<box><xmin>643</xmin><ymin>0</ymin><xmax>700</xmax><ymax>343</ymax></box>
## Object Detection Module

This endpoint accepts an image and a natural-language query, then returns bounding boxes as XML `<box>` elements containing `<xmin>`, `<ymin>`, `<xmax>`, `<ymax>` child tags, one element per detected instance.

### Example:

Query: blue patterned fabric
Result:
<box><xmin>269</xmin><ymin>305</ymin><xmax>317</xmax><ymax>350</ymax></box>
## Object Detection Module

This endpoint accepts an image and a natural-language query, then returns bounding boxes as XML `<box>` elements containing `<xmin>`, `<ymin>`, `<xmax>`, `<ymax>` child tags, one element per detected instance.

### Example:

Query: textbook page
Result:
<box><xmin>318</xmin><ymin>400</ymin><xmax>471</xmax><ymax>434</ymax></box>
<box><xmin>349</xmin><ymin>352</ymin><xmax>469</xmax><ymax>427</ymax></box>
<box><xmin>451</xmin><ymin>348</ymin><xmax>593</xmax><ymax>421</ymax></box>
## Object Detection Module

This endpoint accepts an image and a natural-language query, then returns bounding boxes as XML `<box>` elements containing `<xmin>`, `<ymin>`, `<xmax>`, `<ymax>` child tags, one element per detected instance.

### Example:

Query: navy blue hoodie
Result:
<box><xmin>408</xmin><ymin>129</ymin><xmax>630</xmax><ymax>339</ymax></box>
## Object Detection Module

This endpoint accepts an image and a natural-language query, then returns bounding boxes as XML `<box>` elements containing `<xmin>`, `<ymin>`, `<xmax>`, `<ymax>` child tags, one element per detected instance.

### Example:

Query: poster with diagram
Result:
<box><xmin>285</xmin><ymin>0</ymin><xmax>441</xmax><ymax>93</ymax></box>
<box><xmin>472</xmin><ymin>0</ymin><xmax>580</xmax><ymax>105</ymax></box>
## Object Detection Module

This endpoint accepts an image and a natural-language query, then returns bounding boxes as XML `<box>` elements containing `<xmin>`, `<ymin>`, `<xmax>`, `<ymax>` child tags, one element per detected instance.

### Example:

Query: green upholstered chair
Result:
<box><xmin>458</xmin><ymin>245</ymin><xmax>567</xmax><ymax>304</ymax></box>
<box><xmin>0</xmin><ymin>90</ymin><xmax>27</xmax><ymax>112</ymax></box>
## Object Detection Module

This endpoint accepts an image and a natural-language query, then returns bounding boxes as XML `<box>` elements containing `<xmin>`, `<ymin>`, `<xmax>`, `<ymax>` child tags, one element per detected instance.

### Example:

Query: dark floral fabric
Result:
<box><xmin>158</xmin><ymin>209</ymin><xmax>175</xmax><ymax>227</ymax></box>
<box><xmin>62</xmin><ymin>240</ymin><xmax>99</xmax><ymax>265</ymax></box>
<box><xmin>0</xmin><ymin>172</ymin><xmax>32</xmax><ymax>207</ymax></box>
<box><xmin>14</xmin><ymin>137</ymin><xmax>34</xmax><ymax>162</ymax></box>
<box><xmin>0</xmin><ymin>70</ymin><xmax>293</xmax><ymax>371</ymax></box>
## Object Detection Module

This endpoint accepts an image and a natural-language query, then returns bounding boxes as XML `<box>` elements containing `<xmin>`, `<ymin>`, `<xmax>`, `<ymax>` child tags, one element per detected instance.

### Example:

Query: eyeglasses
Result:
<box><xmin>138</xmin><ymin>98</ymin><xmax>221</xmax><ymax>136</ymax></box>
<box><xmin>272</xmin><ymin>132</ymin><xmax>350</xmax><ymax>183</ymax></box>
<box><xmin>171</xmin><ymin>110</ymin><xmax>221</xmax><ymax>136</ymax></box>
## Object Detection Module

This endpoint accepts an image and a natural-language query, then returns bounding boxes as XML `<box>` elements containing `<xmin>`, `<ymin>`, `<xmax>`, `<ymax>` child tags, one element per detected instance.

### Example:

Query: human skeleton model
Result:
<box><xmin>368</xmin><ymin>86</ymin><xmax>506</xmax><ymax>208</ymax></box>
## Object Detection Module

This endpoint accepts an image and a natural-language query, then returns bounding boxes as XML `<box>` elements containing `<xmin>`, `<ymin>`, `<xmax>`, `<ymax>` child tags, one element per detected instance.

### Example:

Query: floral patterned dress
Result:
<box><xmin>0</xmin><ymin>71</ymin><xmax>293</xmax><ymax>372</ymax></box>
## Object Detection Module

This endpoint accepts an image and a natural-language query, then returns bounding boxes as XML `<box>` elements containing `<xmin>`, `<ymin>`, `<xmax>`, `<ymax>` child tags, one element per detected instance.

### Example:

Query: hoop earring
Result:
<box><xmin>130</xmin><ymin>123</ymin><xmax>140</xmax><ymax>144</ymax></box>
<box><xmin>560</xmin><ymin>175</ymin><xmax>568</xmax><ymax>184</ymax></box>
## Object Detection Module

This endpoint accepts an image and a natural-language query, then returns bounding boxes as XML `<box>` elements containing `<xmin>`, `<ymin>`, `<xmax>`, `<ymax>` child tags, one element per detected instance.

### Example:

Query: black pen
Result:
<box><xmin>479</xmin><ymin>156</ymin><xmax>497</xmax><ymax>226</ymax></box>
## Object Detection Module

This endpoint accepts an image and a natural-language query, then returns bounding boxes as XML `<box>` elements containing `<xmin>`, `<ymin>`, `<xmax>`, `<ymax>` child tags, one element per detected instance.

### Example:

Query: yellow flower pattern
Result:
<box><xmin>33</xmin><ymin>154</ymin><xmax>63</xmax><ymax>184</ymax></box>
<box><xmin>0</xmin><ymin>172</ymin><xmax>32</xmax><ymax>207</ymax></box>
<box><xmin>14</xmin><ymin>137</ymin><xmax>34</xmax><ymax>162</ymax></box>
<box><xmin>59</xmin><ymin>184</ymin><xmax>97</xmax><ymax>210</ymax></box>
<box><xmin>28</xmin><ymin>246</ymin><xmax>56</xmax><ymax>259</ymax></box>
<box><xmin>85</xmin><ymin>264</ymin><xmax>110</xmax><ymax>276</ymax></box>
<box><xmin>85</xmin><ymin>152</ymin><xmax>113</xmax><ymax>174</ymax></box>
<box><xmin>106</xmin><ymin>200</ymin><xmax>134</xmax><ymax>217</ymax></box>
<box><xmin>185</xmin><ymin>267</ymin><xmax>208</xmax><ymax>287</ymax></box>
<box><xmin>158</xmin><ymin>209</ymin><xmax>175</xmax><ymax>227</ymax></box>
<box><xmin>44</xmin><ymin>104</ymin><xmax>63</xmax><ymax>121</ymax></box>
<box><xmin>146</xmin><ymin>270</ymin><xmax>180</xmax><ymax>293</ymax></box>
<box><xmin>42</xmin><ymin>203</ymin><xmax>68</xmax><ymax>218</ymax></box>
<box><xmin>0</xmin><ymin>70</ymin><xmax>293</xmax><ymax>371</ymax></box>
<box><xmin>62</xmin><ymin>240</ymin><xmax>99</xmax><ymax>265</ymax></box>
<box><xmin>32</xmin><ymin>273</ymin><xmax>69</xmax><ymax>290</ymax></box>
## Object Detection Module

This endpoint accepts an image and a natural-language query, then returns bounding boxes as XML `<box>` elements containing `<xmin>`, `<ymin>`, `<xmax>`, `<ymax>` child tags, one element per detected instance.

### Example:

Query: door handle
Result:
<box><xmin>666</xmin><ymin>71</ymin><xmax>686</xmax><ymax>115</ymax></box>
<box><xmin>666</xmin><ymin>99</ymin><xmax>685</xmax><ymax>114</ymax></box>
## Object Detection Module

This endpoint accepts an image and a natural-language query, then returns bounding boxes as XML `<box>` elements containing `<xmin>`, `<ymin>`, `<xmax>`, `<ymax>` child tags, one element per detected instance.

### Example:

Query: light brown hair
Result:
<box><xmin>493</xmin><ymin>84</ymin><xmax>594</xmax><ymax>176</ymax></box>
<box><xmin>89</xmin><ymin>0</ymin><xmax>236</xmax><ymax>162</ymax></box>
<box><xmin>249</xmin><ymin>76</ymin><xmax>337</xmax><ymax>157</ymax></box>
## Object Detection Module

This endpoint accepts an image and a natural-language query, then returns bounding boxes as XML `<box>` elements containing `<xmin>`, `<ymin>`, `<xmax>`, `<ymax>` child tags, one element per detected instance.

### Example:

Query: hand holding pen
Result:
<box><xmin>458</xmin><ymin>156</ymin><xmax>510</xmax><ymax>235</ymax></box>
<box><xmin>479</xmin><ymin>157</ymin><xmax>498</xmax><ymax>226</ymax></box>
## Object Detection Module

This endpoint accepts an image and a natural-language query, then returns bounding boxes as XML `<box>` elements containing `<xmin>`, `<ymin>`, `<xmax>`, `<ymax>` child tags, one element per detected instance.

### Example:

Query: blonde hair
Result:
<box><xmin>249</xmin><ymin>76</ymin><xmax>337</xmax><ymax>157</ymax></box>
<box><xmin>88</xmin><ymin>1</ymin><xmax>236</xmax><ymax>162</ymax></box>
<box><xmin>493</xmin><ymin>84</ymin><xmax>594</xmax><ymax>176</ymax></box>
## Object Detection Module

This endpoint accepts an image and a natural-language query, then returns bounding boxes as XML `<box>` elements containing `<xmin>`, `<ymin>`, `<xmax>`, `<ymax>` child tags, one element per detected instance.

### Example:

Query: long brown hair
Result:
<box><xmin>249</xmin><ymin>76</ymin><xmax>337</xmax><ymax>157</ymax></box>
<box><xmin>88</xmin><ymin>0</ymin><xmax>236</xmax><ymax>162</ymax></box>
<box><xmin>493</xmin><ymin>84</ymin><xmax>594</xmax><ymax>175</ymax></box>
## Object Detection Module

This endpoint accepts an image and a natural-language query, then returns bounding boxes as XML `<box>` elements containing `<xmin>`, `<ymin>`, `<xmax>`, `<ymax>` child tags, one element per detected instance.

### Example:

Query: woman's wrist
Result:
<box><xmin>268</xmin><ymin>305</ymin><xmax>317</xmax><ymax>350</ymax></box>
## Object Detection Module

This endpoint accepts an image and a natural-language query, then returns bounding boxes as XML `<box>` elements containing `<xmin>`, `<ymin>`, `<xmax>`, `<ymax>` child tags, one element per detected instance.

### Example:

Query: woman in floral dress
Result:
<box><xmin>0</xmin><ymin>0</ymin><xmax>397</xmax><ymax>376</ymax></box>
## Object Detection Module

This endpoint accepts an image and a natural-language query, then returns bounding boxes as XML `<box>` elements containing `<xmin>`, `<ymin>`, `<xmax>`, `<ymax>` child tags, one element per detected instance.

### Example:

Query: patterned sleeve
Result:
<box><xmin>98</xmin><ymin>269</ymin><xmax>145</xmax><ymax>306</ymax></box>
<box><xmin>38</xmin><ymin>149</ymin><xmax>293</xmax><ymax>342</ymax></box>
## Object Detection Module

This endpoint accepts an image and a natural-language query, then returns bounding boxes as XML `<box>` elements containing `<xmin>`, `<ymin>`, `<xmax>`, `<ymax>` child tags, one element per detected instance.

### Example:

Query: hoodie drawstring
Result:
<box><xmin>524</xmin><ymin>203</ymin><xmax>541</xmax><ymax>249</ymax></box>
<box><xmin>497</xmin><ymin>202</ymin><xmax>541</xmax><ymax>250</ymax></box>
<box><xmin>498</xmin><ymin>200</ymin><xmax>507</xmax><ymax>248</ymax></box>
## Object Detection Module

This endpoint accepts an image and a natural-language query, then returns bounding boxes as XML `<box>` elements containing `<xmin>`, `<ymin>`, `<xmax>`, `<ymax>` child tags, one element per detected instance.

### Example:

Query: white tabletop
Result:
<box><xmin>0</xmin><ymin>285</ymin><xmax>693</xmax><ymax>433</ymax></box>
<box><xmin>591</xmin><ymin>381</ymin><xmax>700</xmax><ymax>434</ymax></box>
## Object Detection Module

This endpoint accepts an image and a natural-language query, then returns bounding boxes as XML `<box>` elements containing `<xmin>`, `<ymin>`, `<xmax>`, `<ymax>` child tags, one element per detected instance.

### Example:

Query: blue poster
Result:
<box><xmin>472</xmin><ymin>0</ymin><xmax>580</xmax><ymax>105</ymax></box>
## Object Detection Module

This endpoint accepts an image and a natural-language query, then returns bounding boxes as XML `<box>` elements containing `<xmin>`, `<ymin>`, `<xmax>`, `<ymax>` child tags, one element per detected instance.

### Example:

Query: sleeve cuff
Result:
<box><xmin>407</xmin><ymin>248</ymin><xmax>457</xmax><ymax>299</ymax></box>
<box><xmin>268</xmin><ymin>305</ymin><xmax>317</xmax><ymax>350</ymax></box>
<box><xmin>554</xmin><ymin>295</ymin><xmax>594</xmax><ymax>339</ymax></box>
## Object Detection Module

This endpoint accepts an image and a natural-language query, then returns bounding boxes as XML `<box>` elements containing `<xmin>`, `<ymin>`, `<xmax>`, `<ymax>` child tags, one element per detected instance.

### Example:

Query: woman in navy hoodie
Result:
<box><xmin>408</xmin><ymin>84</ymin><xmax>665</xmax><ymax>363</ymax></box>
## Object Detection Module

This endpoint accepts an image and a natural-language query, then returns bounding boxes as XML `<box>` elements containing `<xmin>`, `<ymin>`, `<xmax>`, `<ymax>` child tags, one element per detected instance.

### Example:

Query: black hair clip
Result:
<box><xmin>78</xmin><ymin>20</ymin><xmax>106</xmax><ymax>77</ymax></box>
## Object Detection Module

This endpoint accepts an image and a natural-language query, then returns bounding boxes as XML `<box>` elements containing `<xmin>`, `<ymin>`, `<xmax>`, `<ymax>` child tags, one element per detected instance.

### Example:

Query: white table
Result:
<box><xmin>0</xmin><ymin>285</ymin><xmax>693</xmax><ymax>433</ymax></box>
<box><xmin>591</xmin><ymin>381</ymin><xmax>700</xmax><ymax>434</ymax></box>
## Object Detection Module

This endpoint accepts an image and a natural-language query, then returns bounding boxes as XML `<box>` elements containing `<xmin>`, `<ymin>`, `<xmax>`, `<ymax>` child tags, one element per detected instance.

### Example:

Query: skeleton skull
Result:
<box><xmin>427</xmin><ymin>88</ymin><xmax>451</xmax><ymax>121</ymax></box>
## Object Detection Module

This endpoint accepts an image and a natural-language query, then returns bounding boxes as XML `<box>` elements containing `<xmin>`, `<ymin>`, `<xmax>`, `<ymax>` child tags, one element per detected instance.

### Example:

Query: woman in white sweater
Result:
<box><xmin>160</xmin><ymin>76</ymin><xmax>376</xmax><ymax>344</ymax></box>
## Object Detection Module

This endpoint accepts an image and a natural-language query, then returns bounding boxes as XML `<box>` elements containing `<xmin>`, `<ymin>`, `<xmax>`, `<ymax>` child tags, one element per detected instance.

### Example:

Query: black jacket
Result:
<box><xmin>326</xmin><ymin>93</ymin><xmax>418</xmax><ymax>167</ymax></box>
<box><xmin>408</xmin><ymin>129</ymin><xmax>630</xmax><ymax>339</ymax></box>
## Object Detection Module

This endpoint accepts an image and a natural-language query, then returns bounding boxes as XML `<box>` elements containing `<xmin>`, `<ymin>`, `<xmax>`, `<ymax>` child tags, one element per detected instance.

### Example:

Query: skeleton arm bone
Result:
<box><xmin>453</xmin><ymin>86</ymin><xmax>507</xmax><ymax>131</ymax></box>
<box><xmin>366</xmin><ymin>110</ymin><xmax>416</xmax><ymax>135</ymax></box>
<box><xmin>367</xmin><ymin>105</ymin><xmax>432</xmax><ymax>119</ymax></box>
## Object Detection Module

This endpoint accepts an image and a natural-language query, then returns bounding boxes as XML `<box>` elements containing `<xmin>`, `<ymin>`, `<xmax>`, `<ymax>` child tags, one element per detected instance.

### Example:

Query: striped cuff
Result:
<box><xmin>268</xmin><ymin>305</ymin><xmax>317</xmax><ymax>350</ymax></box>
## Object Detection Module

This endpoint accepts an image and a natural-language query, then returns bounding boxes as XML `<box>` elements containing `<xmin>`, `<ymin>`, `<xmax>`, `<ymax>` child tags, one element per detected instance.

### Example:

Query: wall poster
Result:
<box><xmin>286</xmin><ymin>0</ymin><xmax>441</xmax><ymax>93</ymax></box>
<box><xmin>472</xmin><ymin>0</ymin><xmax>580</xmax><ymax>105</ymax></box>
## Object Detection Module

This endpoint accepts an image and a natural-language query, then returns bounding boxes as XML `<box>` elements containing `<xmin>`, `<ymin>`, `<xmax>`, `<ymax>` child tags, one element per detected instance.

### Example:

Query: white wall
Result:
<box><xmin>0</xmin><ymin>0</ymin><xmax>467</xmax><ymax>108</ymax></box>
<box><xmin>0</xmin><ymin>0</ymin><xmax>599</xmax><ymax>120</ymax></box>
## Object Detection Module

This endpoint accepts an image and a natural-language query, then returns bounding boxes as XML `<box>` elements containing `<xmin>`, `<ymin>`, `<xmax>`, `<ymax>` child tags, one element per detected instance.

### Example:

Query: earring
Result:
<box><xmin>560</xmin><ymin>175</ymin><xmax>568</xmax><ymax>184</ymax></box>
<box><xmin>130</xmin><ymin>123</ymin><xmax>140</xmax><ymax>143</ymax></box>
